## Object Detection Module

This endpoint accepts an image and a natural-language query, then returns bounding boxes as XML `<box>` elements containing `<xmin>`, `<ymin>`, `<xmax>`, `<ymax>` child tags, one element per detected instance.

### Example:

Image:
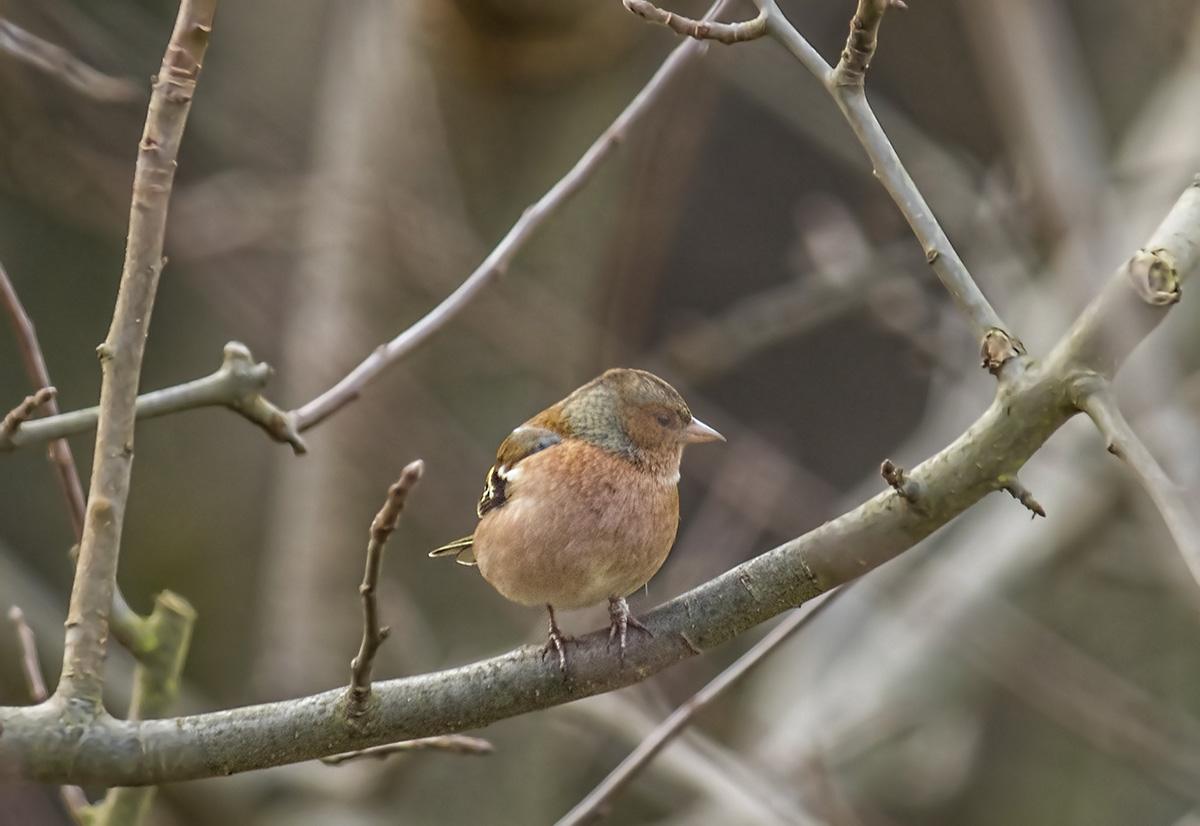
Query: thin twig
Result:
<box><xmin>320</xmin><ymin>735</ymin><xmax>493</xmax><ymax>765</ymax></box>
<box><xmin>556</xmin><ymin>590</ymin><xmax>844</xmax><ymax>826</ymax></box>
<box><xmin>8</xmin><ymin>606</ymin><xmax>47</xmax><ymax>701</ymax></box>
<box><xmin>348</xmin><ymin>460</ymin><xmax>425</xmax><ymax>710</ymax></box>
<box><xmin>758</xmin><ymin>0</ymin><xmax>1012</xmax><ymax>352</ymax></box>
<box><xmin>1078</xmin><ymin>381</ymin><xmax>1200</xmax><ymax>586</ymax></box>
<box><xmin>622</xmin><ymin>0</ymin><xmax>767</xmax><ymax>44</ymax></box>
<box><xmin>0</xmin><ymin>260</ymin><xmax>143</xmax><ymax>647</ymax></box>
<box><xmin>1</xmin><ymin>387</ymin><xmax>55</xmax><ymax>436</ymax></box>
<box><xmin>289</xmin><ymin>0</ymin><xmax>736</xmax><ymax>431</ymax></box>
<box><xmin>1002</xmin><ymin>476</ymin><xmax>1046</xmax><ymax>518</ymax></box>
<box><xmin>55</xmin><ymin>0</ymin><xmax>217</xmax><ymax>712</ymax></box>
<box><xmin>0</xmin><ymin>18</ymin><xmax>142</xmax><ymax>103</ymax></box>
<box><xmin>0</xmin><ymin>259</ymin><xmax>88</xmax><ymax>536</ymax></box>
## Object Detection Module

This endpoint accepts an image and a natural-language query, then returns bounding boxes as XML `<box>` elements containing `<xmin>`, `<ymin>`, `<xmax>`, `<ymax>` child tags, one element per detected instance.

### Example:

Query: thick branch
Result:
<box><xmin>1058</xmin><ymin>177</ymin><xmax>1200</xmax><ymax>378</ymax></box>
<box><xmin>0</xmin><ymin>362</ymin><xmax>1073</xmax><ymax>784</ymax></box>
<box><xmin>289</xmin><ymin>0</ymin><xmax>734</xmax><ymax>431</ymax></box>
<box><xmin>0</xmin><ymin>175</ymin><xmax>1196</xmax><ymax>787</ymax></box>
<box><xmin>55</xmin><ymin>0</ymin><xmax>216</xmax><ymax>711</ymax></box>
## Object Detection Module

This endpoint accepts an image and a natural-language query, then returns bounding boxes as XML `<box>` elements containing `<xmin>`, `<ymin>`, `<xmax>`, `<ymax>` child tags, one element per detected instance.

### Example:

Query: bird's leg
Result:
<box><xmin>608</xmin><ymin>596</ymin><xmax>652</xmax><ymax>661</ymax></box>
<box><xmin>542</xmin><ymin>604</ymin><xmax>569</xmax><ymax>672</ymax></box>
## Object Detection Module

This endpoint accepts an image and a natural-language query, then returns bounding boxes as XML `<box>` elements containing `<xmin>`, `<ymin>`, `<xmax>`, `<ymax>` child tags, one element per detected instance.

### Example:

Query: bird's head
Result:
<box><xmin>560</xmin><ymin>368</ymin><xmax>723</xmax><ymax>469</ymax></box>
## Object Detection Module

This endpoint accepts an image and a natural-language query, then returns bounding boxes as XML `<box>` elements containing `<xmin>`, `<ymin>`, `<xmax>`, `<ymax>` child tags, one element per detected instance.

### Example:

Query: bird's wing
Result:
<box><xmin>477</xmin><ymin>425</ymin><xmax>564</xmax><ymax>517</ymax></box>
<box><xmin>429</xmin><ymin>426</ymin><xmax>562</xmax><ymax>565</ymax></box>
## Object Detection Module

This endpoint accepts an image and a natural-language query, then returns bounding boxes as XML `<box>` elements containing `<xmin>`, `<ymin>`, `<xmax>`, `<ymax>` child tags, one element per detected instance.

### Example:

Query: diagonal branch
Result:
<box><xmin>289</xmin><ymin>0</ymin><xmax>735</xmax><ymax>431</ymax></box>
<box><xmin>757</xmin><ymin>0</ymin><xmax>1011</xmax><ymax>353</ymax></box>
<box><xmin>629</xmin><ymin>0</ymin><xmax>1010</xmax><ymax>357</ymax></box>
<box><xmin>0</xmin><ymin>262</ymin><xmax>88</xmax><ymax>539</ymax></box>
<box><xmin>556</xmin><ymin>589</ymin><xmax>844</xmax><ymax>826</ymax></box>
<box><xmin>0</xmin><ymin>168</ymin><xmax>1196</xmax><ymax>791</ymax></box>
<box><xmin>1078</xmin><ymin>381</ymin><xmax>1200</xmax><ymax>586</ymax></box>
<box><xmin>54</xmin><ymin>0</ymin><xmax>217</xmax><ymax>712</ymax></box>
<box><xmin>0</xmin><ymin>261</ymin><xmax>145</xmax><ymax>648</ymax></box>
<box><xmin>0</xmin><ymin>18</ymin><xmax>142</xmax><ymax>102</ymax></box>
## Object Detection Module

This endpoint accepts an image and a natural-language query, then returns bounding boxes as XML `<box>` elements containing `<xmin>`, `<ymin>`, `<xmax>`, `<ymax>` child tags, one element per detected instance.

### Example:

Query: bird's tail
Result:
<box><xmin>429</xmin><ymin>536</ymin><xmax>477</xmax><ymax>566</ymax></box>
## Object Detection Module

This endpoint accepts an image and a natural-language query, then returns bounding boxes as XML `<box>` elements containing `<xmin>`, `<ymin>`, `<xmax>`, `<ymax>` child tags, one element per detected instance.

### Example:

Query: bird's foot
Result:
<box><xmin>541</xmin><ymin>605</ymin><xmax>570</xmax><ymax>672</ymax></box>
<box><xmin>608</xmin><ymin>596</ymin><xmax>652</xmax><ymax>662</ymax></box>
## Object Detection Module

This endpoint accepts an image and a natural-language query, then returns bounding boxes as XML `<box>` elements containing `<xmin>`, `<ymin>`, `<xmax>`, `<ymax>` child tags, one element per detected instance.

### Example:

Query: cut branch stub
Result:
<box><xmin>1125</xmin><ymin>249</ymin><xmax>1182</xmax><ymax>306</ymax></box>
<box><xmin>980</xmin><ymin>328</ymin><xmax>1026</xmax><ymax>375</ymax></box>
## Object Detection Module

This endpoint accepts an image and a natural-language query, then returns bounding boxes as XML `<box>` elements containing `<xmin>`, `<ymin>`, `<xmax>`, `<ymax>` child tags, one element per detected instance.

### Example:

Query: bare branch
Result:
<box><xmin>0</xmin><ymin>18</ymin><xmax>142</xmax><ymax>103</ymax></box>
<box><xmin>1079</xmin><ymin>382</ymin><xmax>1200</xmax><ymax>586</ymax></box>
<box><xmin>289</xmin><ymin>0</ymin><xmax>736</xmax><ymax>431</ymax></box>
<box><xmin>87</xmin><ymin>592</ymin><xmax>196</xmax><ymax>826</ymax></box>
<box><xmin>1</xmin><ymin>387</ymin><xmax>55</xmax><ymax>436</ymax></box>
<box><xmin>8</xmin><ymin>606</ymin><xmax>48</xmax><ymax>701</ymax></box>
<box><xmin>320</xmin><ymin>735</ymin><xmax>493</xmax><ymax>765</ymax></box>
<box><xmin>348</xmin><ymin>461</ymin><xmax>425</xmax><ymax>711</ymax></box>
<box><xmin>1058</xmin><ymin>177</ymin><xmax>1200</xmax><ymax>378</ymax></box>
<box><xmin>2</xmin><ymin>175</ymin><xmax>1196</xmax><ymax>784</ymax></box>
<box><xmin>0</xmin><ymin>260</ymin><xmax>143</xmax><ymax>648</ymax></box>
<box><xmin>832</xmin><ymin>0</ymin><xmax>908</xmax><ymax>87</ymax></box>
<box><xmin>0</xmin><ymin>342</ymin><xmax>303</xmax><ymax>455</ymax></box>
<box><xmin>556</xmin><ymin>590</ymin><xmax>843</xmax><ymax>826</ymax></box>
<box><xmin>55</xmin><ymin>0</ymin><xmax>217</xmax><ymax>712</ymax></box>
<box><xmin>1002</xmin><ymin>476</ymin><xmax>1046</xmax><ymax>518</ymax></box>
<box><xmin>0</xmin><ymin>262</ymin><xmax>87</xmax><ymax>537</ymax></box>
<box><xmin>760</xmin><ymin>2</ymin><xmax>1012</xmax><ymax>353</ymax></box>
<box><xmin>622</xmin><ymin>0</ymin><xmax>767</xmax><ymax>44</ymax></box>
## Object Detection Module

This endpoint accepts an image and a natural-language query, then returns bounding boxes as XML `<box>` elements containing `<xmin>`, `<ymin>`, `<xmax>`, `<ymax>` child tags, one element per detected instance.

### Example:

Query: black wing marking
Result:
<box><xmin>477</xmin><ymin>426</ymin><xmax>563</xmax><ymax>517</ymax></box>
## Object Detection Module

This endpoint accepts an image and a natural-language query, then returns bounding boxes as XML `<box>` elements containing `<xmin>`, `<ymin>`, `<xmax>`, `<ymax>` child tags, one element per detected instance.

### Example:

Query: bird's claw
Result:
<box><xmin>543</xmin><ymin>605</ymin><xmax>569</xmax><ymax>672</ymax></box>
<box><xmin>607</xmin><ymin>596</ymin><xmax>652</xmax><ymax>662</ymax></box>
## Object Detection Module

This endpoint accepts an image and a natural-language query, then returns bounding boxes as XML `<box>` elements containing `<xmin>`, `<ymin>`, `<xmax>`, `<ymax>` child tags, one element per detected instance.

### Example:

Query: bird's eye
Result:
<box><xmin>655</xmin><ymin>412</ymin><xmax>673</xmax><ymax>427</ymax></box>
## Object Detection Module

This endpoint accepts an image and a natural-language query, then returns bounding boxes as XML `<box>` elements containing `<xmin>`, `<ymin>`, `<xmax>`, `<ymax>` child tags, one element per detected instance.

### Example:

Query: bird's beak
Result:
<box><xmin>681</xmin><ymin>417</ymin><xmax>724</xmax><ymax>444</ymax></box>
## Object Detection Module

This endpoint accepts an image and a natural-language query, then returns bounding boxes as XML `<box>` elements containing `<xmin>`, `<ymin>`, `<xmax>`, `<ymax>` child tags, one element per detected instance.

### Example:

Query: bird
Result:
<box><xmin>430</xmin><ymin>367</ymin><xmax>723</xmax><ymax>670</ymax></box>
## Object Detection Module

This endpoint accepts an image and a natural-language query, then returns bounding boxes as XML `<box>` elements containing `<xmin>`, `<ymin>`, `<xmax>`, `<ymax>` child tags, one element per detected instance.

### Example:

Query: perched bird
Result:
<box><xmin>431</xmin><ymin>368</ymin><xmax>723</xmax><ymax>669</ymax></box>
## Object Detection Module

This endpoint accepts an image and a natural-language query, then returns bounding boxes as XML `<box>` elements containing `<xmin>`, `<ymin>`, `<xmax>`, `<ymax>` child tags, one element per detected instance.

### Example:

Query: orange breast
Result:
<box><xmin>472</xmin><ymin>441</ymin><xmax>680</xmax><ymax>610</ymax></box>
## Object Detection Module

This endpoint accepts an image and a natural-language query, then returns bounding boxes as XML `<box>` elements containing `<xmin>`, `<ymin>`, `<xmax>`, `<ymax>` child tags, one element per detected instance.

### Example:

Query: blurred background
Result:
<box><xmin>2</xmin><ymin>0</ymin><xmax>1200</xmax><ymax>823</ymax></box>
